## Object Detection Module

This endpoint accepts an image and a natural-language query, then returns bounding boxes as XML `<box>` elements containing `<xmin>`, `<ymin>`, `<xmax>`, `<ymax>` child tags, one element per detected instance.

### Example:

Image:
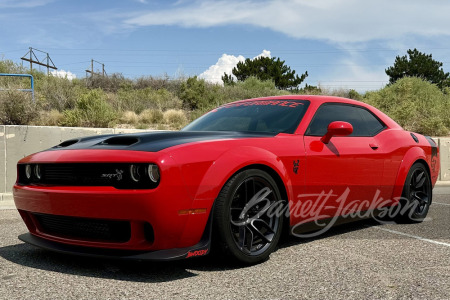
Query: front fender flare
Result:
<box><xmin>195</xmin><ymin>146</ymin><xmax>293</xmax><ymax>204</ymax></box>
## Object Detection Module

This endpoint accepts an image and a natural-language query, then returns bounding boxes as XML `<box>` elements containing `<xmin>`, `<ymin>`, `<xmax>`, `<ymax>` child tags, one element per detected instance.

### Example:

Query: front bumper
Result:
<box><xmin>18</xmin><ymin>210</ymin><xmax>212</xmax><ymax>261</ymax></box>
<box><xmin>13</xmin><ymin>183</ymin><xmax>212</xmax><ymax>255</ymax></box>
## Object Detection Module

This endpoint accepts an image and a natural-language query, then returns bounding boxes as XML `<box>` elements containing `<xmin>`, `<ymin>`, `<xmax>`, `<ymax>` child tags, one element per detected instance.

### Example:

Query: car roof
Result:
<box><xmin>230</xmin><ymin>95</ymin><xmax>363</xmax><ymax>105</ymax></box>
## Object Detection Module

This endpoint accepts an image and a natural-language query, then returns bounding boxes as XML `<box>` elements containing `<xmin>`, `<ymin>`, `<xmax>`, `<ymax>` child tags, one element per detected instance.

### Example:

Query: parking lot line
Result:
<box><xmin>433</xmin><ymin>202</ymin><xmax>450</xmax><ymax>206</ymax></box>
<box><xmin>373</xmin><ymin>227</ymin><xmax>450</xmax><ymax>248</ymax></box>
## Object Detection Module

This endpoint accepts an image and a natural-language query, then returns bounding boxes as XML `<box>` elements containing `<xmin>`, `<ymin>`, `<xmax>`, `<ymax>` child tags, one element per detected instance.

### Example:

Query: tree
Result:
<box><xmin>385</xmin><ymin>48</ymin><xmax>450</xmax><ymax>88</ymax></box>
<box><xmin>222</xmin><ymin>56</ymin><xmax>308</xmax><ymax>90</ymax></box>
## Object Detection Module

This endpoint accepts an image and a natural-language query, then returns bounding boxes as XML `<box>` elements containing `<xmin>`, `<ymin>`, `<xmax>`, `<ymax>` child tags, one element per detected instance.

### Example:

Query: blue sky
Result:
<box><xmin>1</xmin><ymin>0</ymin><xmax>450</xmax><ymax>91</ymax></box>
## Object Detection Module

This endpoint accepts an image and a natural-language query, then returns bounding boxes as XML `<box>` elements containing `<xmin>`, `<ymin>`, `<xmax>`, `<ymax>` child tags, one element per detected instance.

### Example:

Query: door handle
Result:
<box><xmin>369</xmin><ymin>143</ymin><xmax>379</xmax><ymax>150</ymax></box>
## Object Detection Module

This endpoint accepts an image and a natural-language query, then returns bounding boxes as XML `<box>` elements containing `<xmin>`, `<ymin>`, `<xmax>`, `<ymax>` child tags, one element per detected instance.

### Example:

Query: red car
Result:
<box><xmin>13</xmin><ymin>96</ymin><xmax>439</xmax><ymax>264</ymax></box>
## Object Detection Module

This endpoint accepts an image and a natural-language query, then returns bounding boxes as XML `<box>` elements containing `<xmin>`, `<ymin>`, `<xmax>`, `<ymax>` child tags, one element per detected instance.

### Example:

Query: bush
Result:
<box><xmin>0</xmin><ymin>89</ymin><xmax>37</xmax><ymax>125</ymax></box>
<box><xmin>119</xmin><ymin>111</ymin><xmax>139</xmax><ymax>125</ymax></box>
<box><xmin>114</xmin><ymin>87</ymin><xmax>182</xmax><ymax>113</ymax></box>
<box><xmin>139</xmin><ymin>109</ymin><xmax>164</xmax><ymax>124</ymax></box>
<box><xmin>163</xmin><ymin>109</ymin><xmax>188</xmax><ymax>129</ymax></box>
<box><xmin>85</xmin><ymin>73</ymin><xmax>133</xmax><ymax>93</ymax></box>
<box><xmin>222</xmin><ymin>76</ymin><xmax>286</xmax><ymax>101</ymax></box>
<box><xmin>364</xmin><ymin>77</ymin><xmax>450</xmax><ymax>136</ymax></box>
<box><xmin>34</xmin><ymin>109</ymin><xmax>64</xmax><ymax>126</ymax></box>
<box><xmin>36</xmin><ymin>75</ymin><xmax>85</xmax><ymax>111</ymax></box>
<box><xmin>61</xmin><ymin>89</ymin><xmax>117</xmax><ymax>128</ymax></box>
<box><xmin>179</xmin><ymin>76</ymin><xmax>224</xmax><ymax>110</ymax></box>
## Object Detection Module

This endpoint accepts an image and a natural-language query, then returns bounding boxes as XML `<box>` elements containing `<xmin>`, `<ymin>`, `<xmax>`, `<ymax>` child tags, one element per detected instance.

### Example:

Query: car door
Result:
<box><xmin>302</xmin><ymin>103</ymin><xmax>387</xmax><ymax>221</ymax></box>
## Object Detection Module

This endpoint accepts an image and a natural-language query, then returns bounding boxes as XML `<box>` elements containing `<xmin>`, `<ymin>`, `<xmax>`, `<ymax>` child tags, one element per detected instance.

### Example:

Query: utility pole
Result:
<box><xmin>21</xmin><ymin>47</ymin><xmax>57</xmax><ymax>75</ymax></box>
<box><xmin>85</xmin><ymin>59</ymin><xmax>107</xmax><ymax>78</ymax></box>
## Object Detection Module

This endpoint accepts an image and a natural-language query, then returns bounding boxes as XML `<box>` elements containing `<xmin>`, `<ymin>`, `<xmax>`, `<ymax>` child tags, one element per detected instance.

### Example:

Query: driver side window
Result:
<box><xmin>305</xmin><ymin>103</ymin><xmax>385</xmax><ymax>137</ymax></box>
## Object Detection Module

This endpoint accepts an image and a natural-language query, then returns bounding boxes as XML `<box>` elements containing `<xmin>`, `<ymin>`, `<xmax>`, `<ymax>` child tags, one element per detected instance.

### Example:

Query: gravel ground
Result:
<box><xmin>0</xmin><ymin>188</ymin><xmax>449</xmax><ymax>300</ymax></box>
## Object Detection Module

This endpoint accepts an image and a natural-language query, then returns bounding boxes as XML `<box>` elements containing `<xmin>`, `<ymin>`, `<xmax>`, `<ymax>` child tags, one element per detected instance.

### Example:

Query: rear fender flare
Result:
<box><xmin>391</xmin><ymin>146</ymin><xmax>427</xmax><ymax>202</ymax></box>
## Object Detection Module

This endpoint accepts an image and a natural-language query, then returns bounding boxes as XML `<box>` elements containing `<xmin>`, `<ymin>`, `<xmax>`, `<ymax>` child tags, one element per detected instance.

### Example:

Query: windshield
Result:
<box><xmin>182</xmin><ymin>100</ymin><xmax>310</xmax><ymax>134</ymax></box>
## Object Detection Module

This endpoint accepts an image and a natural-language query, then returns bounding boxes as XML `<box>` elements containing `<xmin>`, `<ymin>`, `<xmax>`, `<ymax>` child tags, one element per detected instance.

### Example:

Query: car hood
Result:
<box><xmin>49</xmin><ymin>131</ymin><xmax>276</xmax><ymax>152</ymax></box>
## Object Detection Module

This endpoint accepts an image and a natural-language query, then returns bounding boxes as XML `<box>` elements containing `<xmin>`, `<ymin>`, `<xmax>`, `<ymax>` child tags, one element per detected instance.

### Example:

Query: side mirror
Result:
<box><xmin>320</xmin><ymin>121</ymin><xmax>353</xmax><ymax>144</ymax></box>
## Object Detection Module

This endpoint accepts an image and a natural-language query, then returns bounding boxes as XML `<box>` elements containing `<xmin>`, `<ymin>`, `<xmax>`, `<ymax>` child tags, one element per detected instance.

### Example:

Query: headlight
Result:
<box><xmin>25</xmin><ymin>165</ymin><xmax>32</xmax><ymax>179</ymax></box>
<box><xmin>34</xmin><ymin>164</ymin><xmax>42</xmax><ymax>180</ymax></box>
<box><xmin>130</xmin><ymin>164</ymin><xmax>142</xmax><ymax>182</ymax></box>
<box><xmin>148</xmin><ymin>164</ymin><xmax>160</xmax><ymax>183</ymax></box>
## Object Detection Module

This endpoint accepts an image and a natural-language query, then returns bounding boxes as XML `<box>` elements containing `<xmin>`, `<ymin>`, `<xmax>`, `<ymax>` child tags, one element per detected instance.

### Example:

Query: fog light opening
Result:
<box><xmin>143</xmin><ymin>222</ymin><xmax>154</xmax><ymax>244</ymax></box>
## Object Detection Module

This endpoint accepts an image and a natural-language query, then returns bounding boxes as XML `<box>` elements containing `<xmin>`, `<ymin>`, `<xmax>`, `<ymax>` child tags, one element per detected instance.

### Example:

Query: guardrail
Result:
<box><xmin>0</xmin><ymin>73</ymin><xmax>35</xmax><ymax>102</ymax></box>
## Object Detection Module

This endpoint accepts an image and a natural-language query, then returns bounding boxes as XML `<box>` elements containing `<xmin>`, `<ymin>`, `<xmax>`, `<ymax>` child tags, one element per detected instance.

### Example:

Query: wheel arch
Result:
<box><xmin>193</xmin><ymin>146</ymin><xmax>294</xmax><ymax>203</ymax></box>
<box><xmin>238</xmin><ymin>163</ymin><xmax>289</xmax><ymax>203</ymax></box>
<box><xmin>211</xmin><ymin>163</ymin><xmax>292</xmax><ymax>240</ymax></box>
<box><xmin>391</xmin><ymin>146</ymin><xmax>429</xmax><ymax>201</ymax></box>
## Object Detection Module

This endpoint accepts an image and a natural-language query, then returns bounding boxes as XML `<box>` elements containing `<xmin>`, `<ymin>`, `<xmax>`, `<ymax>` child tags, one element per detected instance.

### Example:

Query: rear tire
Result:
<box><xmin>213</xmin><ymin>169</ymin><xmax>284</xmax><ymax>264</ymax></box>
<box><xmin>396</xmin><ymin>162</ymin><xmax>432</xmax><ymax>223</ymax></box>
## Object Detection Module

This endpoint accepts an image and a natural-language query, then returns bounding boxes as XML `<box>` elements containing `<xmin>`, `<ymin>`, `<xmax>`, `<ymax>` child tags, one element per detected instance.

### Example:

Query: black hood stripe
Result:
<box><xmin>50</xmin><ymin>131</ymin><xmax>276</xmax><ymax>152</ymax></box>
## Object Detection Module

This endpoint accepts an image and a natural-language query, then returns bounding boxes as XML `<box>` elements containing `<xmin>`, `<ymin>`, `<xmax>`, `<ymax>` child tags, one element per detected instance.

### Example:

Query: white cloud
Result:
<box><xmin>124</xmin><ymin>0</ymin><xmax>450</xmax><ymax>44</ymax></box>
<box><xmin>51</xmin><ymin>69</ymin><xmax>77</xmax><ymax>80</ymax></box>
<box><xmin>199</xmin><ymin>50</ymin><xmax>271</xmax><ymax>84</ymax></box>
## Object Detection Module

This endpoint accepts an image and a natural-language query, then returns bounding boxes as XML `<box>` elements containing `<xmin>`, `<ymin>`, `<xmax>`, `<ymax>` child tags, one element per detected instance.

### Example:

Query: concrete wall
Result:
<box><xmin>0</xmin><ymin>125</ymin><xmax>146</xmax><ymax>208</ymax></box>
<box><xmin>1</xmin><ymin>125</ymin><xmax>449</xmax><ymax>207</ymax></box>
<box><xmin>439</xmin><ymin>138</ymin><xmax>450</xmax><ymax>181</ymax></box>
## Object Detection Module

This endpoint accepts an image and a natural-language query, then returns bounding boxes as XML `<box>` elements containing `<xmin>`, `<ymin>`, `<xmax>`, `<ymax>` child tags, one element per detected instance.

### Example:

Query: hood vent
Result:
<box><xmin>100</xmin><ymin>136</ymin><xmax>139</xmax><ymax>146</ymax></box>
<box><xmin>55</xmin><ymin>139</ymin><xmax>79</xmax><ymax>148</ymax></box>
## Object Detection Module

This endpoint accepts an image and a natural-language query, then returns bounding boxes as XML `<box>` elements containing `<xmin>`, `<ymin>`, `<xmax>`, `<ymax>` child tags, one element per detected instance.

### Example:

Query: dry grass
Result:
<box><xmin>139</xmin><ymin>109</ymin><xmax>164</xmax><ymax>124</ymax></box>
<box><xmin>34</xmin><ymin>110</ymin><xmax>64</xmax><ymax>126</ymax></box>
<box><xmin>163</xmin><ymin>109</ymin><xmax>188</xmax><ymax>129</ymax></box>
<box><xmin>120</xmin><ymin>111</ymin><xmax>139</xmax><ymax>125</ymax></box>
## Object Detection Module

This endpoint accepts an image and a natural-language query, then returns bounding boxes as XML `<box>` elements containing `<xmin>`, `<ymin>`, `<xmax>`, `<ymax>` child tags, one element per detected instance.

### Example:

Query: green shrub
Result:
<box><xmin>364</xmin><ymin>77</ymin><xmax>450</xmax><ymax>136</ymax></box>
<box><xmin>36</xmin><ymin>76</ymin><xmax>85</xmax><ymax>111</ymax></box>
<box><xmin>0</xmin><ymin>89</ymin><xmax>37</xmax><ymax>125</ymax></box>
<box><xmin>34</xmin><ymin>109</ymin><xmax>65</xmax><ymax>126</ymax></box>
<box><xmin>114</xmin><ymin>87</ymin><xmax>181</xmax><ymax>113</ymax></box>
<box><xmin>61</xmin><ymin>89</ymin><xmax>117</xmax><ymax>128</ymax></box>
<box><xmin>85</xmin><ymin>73</ymin><xmax>133</xmax><ymax>93</ymax></box>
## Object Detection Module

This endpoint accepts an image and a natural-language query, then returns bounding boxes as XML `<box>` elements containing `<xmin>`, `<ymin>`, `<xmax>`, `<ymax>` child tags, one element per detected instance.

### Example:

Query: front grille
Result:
<box><xmin>17</xmin><ymin>163</ymin><xmax>159</xmax><ymax>189</ymax></box>
<box><xmin>33</xmin><ymin>213</ymin><xmax>131</xmax><ymax>243</ymax></box>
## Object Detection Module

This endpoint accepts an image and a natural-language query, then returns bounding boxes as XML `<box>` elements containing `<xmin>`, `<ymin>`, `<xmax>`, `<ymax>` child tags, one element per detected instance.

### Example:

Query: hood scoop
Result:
<box><xmin>99</xmin><ymin>136</ymin><xmax>139</xmax><ymax>146</ymax></box>
<box><xmin>55</xmin><ymin>139</ymin><xmax>79</xmax><ymax>148</ymax></box>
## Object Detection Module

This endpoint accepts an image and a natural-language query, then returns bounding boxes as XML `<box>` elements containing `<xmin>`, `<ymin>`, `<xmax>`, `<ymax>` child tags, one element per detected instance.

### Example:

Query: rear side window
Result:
<box><xmin>305</xmin><ymin>103</ymin><xmax>386</xmax><ymax>137</ymax></box>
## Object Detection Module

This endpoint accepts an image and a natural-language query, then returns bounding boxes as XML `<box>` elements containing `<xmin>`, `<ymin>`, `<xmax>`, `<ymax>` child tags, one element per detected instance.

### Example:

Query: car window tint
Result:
<box><xmin>183</xmin><ymin>100</ymin><xmax>310</xmax><ymax>134</ymax></box>
<box><xmin>306</xmin><ymin>104</ymin><xmax>385</xmax><ymax>137</ymax></box>
<box><xmin>358</xmin><ymin>108</ymin><xmax>385</xmax><ymax>136</ymax></box>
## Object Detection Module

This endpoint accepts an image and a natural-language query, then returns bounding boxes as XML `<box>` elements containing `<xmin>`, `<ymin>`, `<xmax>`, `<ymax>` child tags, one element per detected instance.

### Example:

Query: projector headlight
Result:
<box><xmin>34</xmin><ymin>164</ymin><xmax>42</xmax><ymax>180</ymax></box>
<box><xmin>130</xmin><ymin>164</ymin><xmax>142</xmax><ymax>182</ymax></box>
<box><xmin>25</xmin><ymin>165</ymin><xmax>32</xmax><ymax>179</ymax></box>
<box><xmin>148</xmin><ymin>164</ymin><xmax>160</xmax><ymax>183</ymax></box>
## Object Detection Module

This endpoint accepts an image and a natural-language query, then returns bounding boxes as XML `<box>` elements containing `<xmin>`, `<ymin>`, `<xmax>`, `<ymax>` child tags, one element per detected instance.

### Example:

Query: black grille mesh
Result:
<box><xmin>33</xmin><ymin>213</ymin><xmax>131</xmax><ymax>243</ymax></box>
<box><xmin>17</xmin><ymin>163</ymin><xmax>158</xmax><ymax>189</ymax></box>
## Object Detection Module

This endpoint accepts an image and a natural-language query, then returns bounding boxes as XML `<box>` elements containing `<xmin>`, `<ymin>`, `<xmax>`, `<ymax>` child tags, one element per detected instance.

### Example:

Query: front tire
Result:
<box><xmin>397</xmin><ymin>162</ymin><xmax>432</xmax><ymax>223</ymax></box>
<box><xmin>213</xmin><ymin>169</ymin><xmax>284</xmax><ymax>264</ymax></box>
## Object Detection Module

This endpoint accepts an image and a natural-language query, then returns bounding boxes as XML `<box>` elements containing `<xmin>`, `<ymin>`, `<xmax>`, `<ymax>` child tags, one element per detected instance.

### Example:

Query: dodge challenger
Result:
<box><xmin>13</xmin><ymin>95</ymin><xmax>440</xmax><ymax>264</ymax></box>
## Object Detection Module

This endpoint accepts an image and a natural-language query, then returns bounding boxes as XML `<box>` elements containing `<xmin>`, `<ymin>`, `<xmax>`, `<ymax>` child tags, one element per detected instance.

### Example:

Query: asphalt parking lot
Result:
<box><xmin>0</xmin><ymin>186</ymin><xmax>449</xmax><ymax>300</ymax></box>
